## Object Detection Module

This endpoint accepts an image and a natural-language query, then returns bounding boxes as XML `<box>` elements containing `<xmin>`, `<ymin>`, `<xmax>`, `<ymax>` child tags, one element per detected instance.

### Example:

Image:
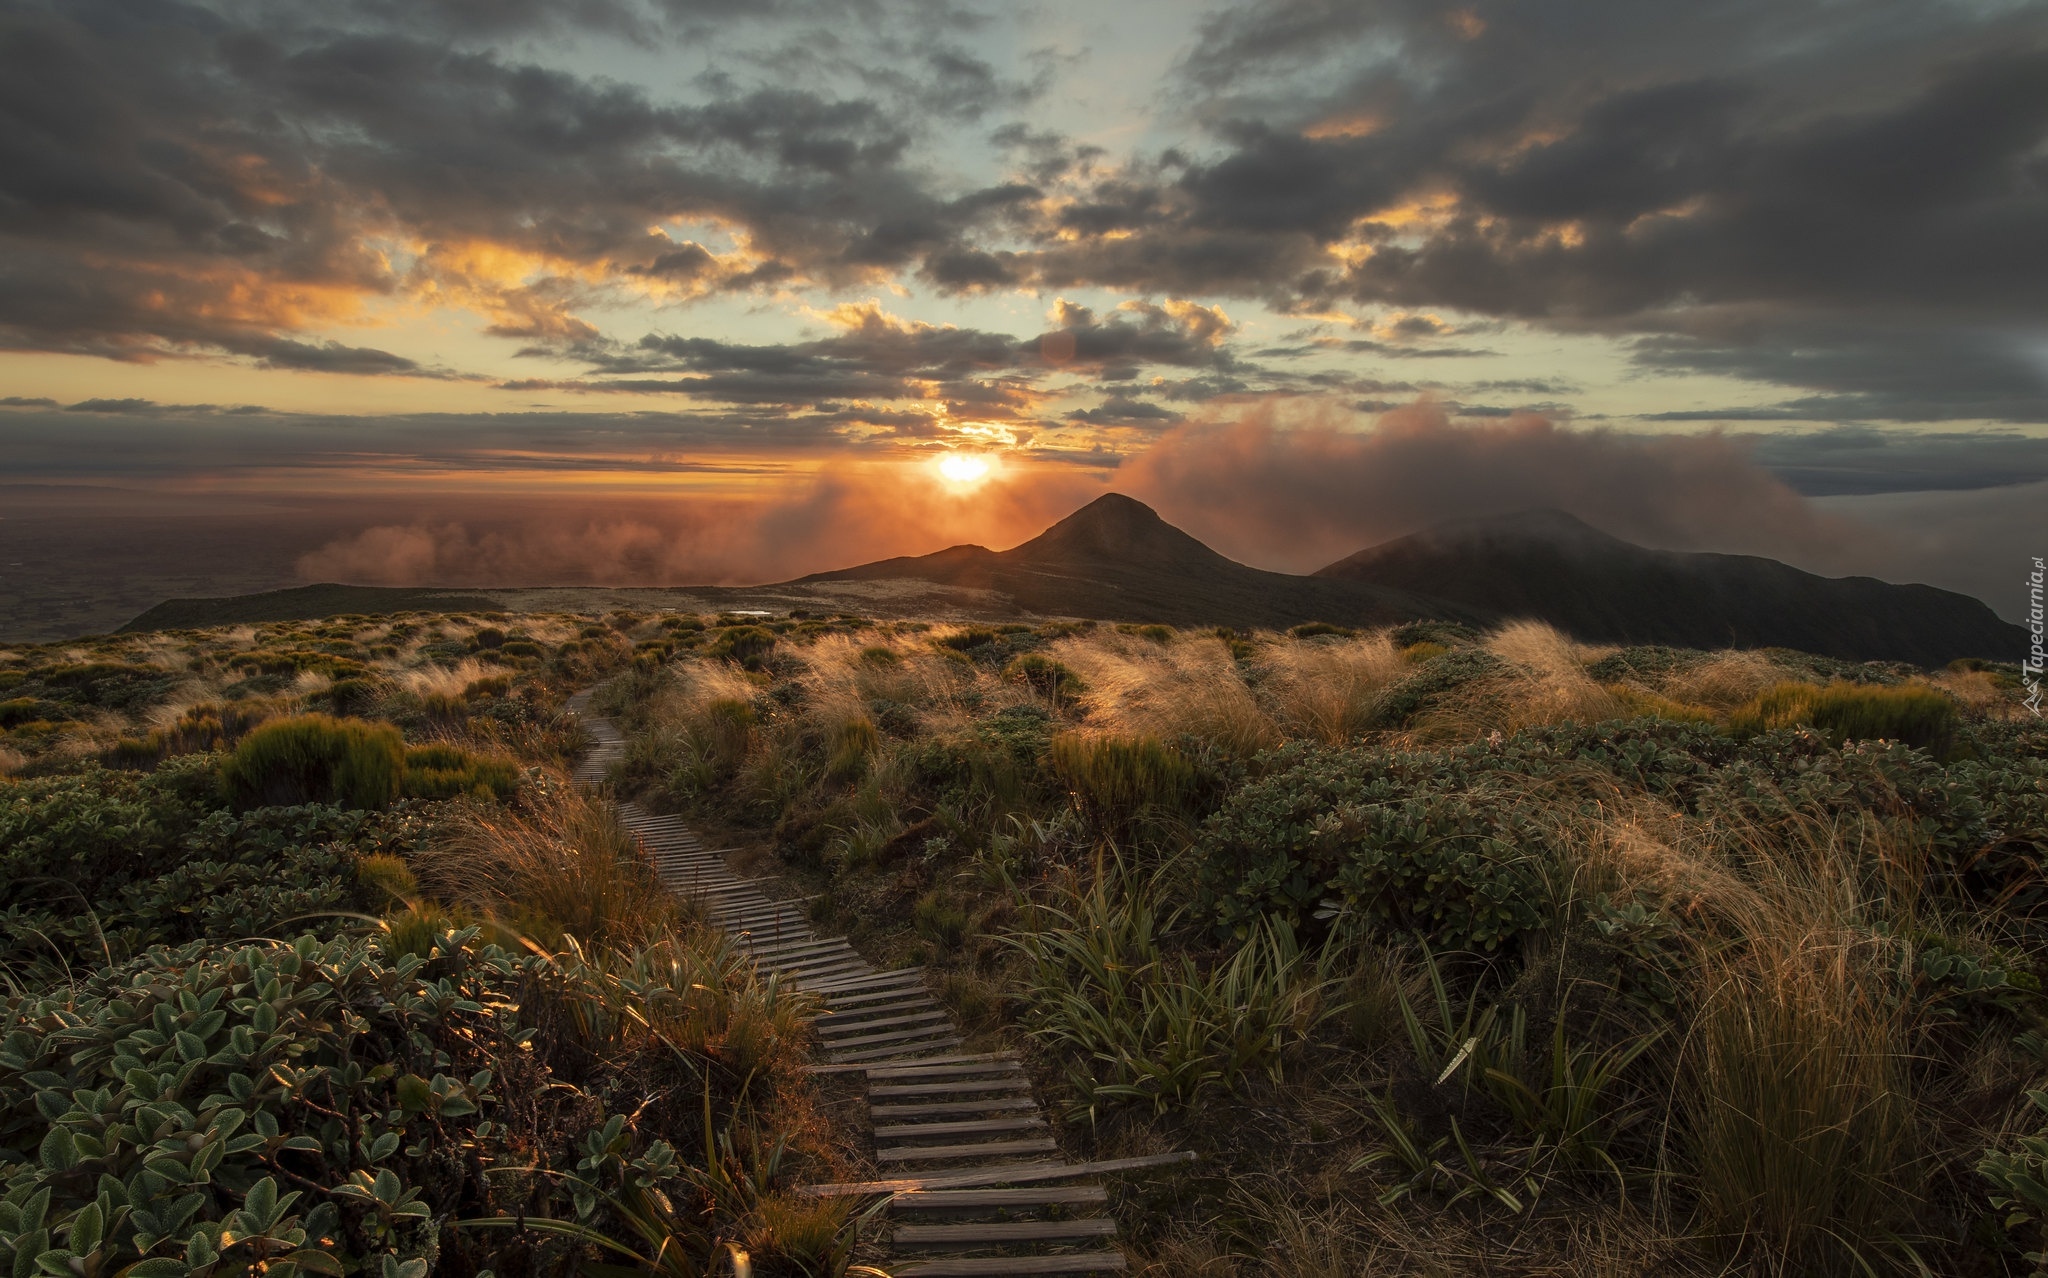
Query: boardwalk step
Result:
<box><xmin>870</xmin><ymin>1078</ymin><xmax>1037</xmax><ymax>1099</ymax></box>
<box><xmin>894</xmin><ymin>1218</ymin><xmax>1119</xmax><ymax>1246</ymax></box>
<box><xmin>891</xmin><ymin>1186</ymin><xmax>1107</xmax><ymax>1211</ymax></box>
<box><xmin>893</xmin><ymin>1253</ymin><xmax>1126</xmax><ymax>1275</ymax></box>
<box><xmin>831</xmin><ymin>1038</ymin><xmax>967</xmax><ymax>1064</ymax></box>
<box><xmin>800</xmin><ymin>1152</ymin><xmax>1198</xmax><ymax>1196</ymax></box>
<box><xmin>875</xmin><ymin>1116</ymin><xmax>1048</xmax><ymax>1141</ymax></box>
<box><xmin>871</xmin><ymin>1098</ymin><xmax>1040</xmax><ymax>1119</ymax></box>
<box><xmin>818</xmin><ymin>1009</ymin><xmax>952</xmax><ymax>1037</ymax></box>
<box><xmin>875</xmin><ymin>1137</ymin><xmax>1059</xmax><ymax>1164</ymax></box>
<box><xmin>864</xmin><ymin>1059</ymin><xmax>1022</xmax><ymax>1080</ymax></box>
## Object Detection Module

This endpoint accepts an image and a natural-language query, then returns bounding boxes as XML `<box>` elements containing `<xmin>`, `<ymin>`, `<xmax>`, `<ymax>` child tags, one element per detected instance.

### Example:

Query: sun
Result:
<box><xmin>937</xmin><ymin>453</ymin><xmax>991</xmax><ymax>485</ymax></box>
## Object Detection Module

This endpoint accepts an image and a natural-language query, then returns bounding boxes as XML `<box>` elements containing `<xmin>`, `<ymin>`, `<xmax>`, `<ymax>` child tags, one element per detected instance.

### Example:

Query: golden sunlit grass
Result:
<box><xmin>1258</xmin><ymin>632</ymin><xmax>1406</xmax><ymax>745</ymax></box>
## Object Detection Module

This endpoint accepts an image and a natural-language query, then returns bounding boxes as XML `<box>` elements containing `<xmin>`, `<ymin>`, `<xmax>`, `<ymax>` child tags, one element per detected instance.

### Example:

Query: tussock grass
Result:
<box><xmin>413</xmin><ymin>784</ymin><xmax>695</xmax><ymax>948</ymax></box>
<box><xmin>1258</xmin><ymin>632</ymin><xmax>1405</xmax><ymax>744</ymax></box>
<box><xmin>1729</xmin><ymin>679</ymin><xmax>1959</xmax><ymax>756</ymax></box>
<box><xmin>1056</xmin><ymin>630</ymin><xmax>1278</xmax><ymax>756</ymax></box>
<box><xmin>220</xmin><ymin>712</ymin><xmax>404</xmax><ymax>809</ymax></box>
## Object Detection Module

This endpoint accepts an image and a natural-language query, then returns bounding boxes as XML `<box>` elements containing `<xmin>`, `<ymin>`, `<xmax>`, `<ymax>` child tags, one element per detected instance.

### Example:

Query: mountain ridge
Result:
<box><xmin>800</xmin><ymin>495</ymin><xmax>2020</xmax><ymax>665</ymax></box>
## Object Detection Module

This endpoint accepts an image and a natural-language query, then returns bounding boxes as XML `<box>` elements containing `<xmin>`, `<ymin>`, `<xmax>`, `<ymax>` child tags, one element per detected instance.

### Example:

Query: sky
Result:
<box><xmin>2</xmin><ymin>0</ymin><xmax>2045</xmax><ymax>624</ymax></box>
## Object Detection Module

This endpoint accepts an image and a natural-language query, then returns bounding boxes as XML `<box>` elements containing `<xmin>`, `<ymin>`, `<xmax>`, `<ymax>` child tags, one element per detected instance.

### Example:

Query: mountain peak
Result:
<box><xmin>1007</xmin><ymin>492</ymin><xmax>1221</xmax><ymax>567</ymax></box>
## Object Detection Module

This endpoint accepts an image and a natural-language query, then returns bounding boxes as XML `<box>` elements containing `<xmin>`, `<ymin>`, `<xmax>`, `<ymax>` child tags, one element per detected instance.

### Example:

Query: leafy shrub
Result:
<box><xmin>0</xmin><ymin>761</ymin><xmax>417</xmax><ymax>974</ymax></box>
<box><xmin>706</xmin><ymin>625</ymin><xmax>776</xmax><ymax>667</ymax></box>
<box><xmin>1981</xmin><ymin>1090</ymin><xmax>2048</xmax><ymax>1276</ymax></box>
<box><xmin>1118</xmin><ymin>623</ymin><xmax>1175</xmax><ymax>644</ymax></box>
<box><xmin>1003</xmin><ymin>653</ymin><xmax>1086</xmax><ymax>703</ymax></box>
<box><xmin>1730</xmin><ymin>680</ymin><xmax>1959</xmax><ymax>757</ymax></box>
<box><xmin>221</xmin><ymin>715</ymin><xmax>405</xmax><ymax>810</ymax></box>
<box><xmin>0</xmin><ymin>927</ymin><xmax>854</xmax><ymax>1278</ymax></box>
<box><xmin>0</xmin><ymin>698</ymin><xmax>71</xmax><ymax>727</ymax></box>
<box><xmin>400</xmin><ymin>744</ymin><xmax>520</xmax><ymax>801</ymax></box>
<box><xmin>1193</xmin><ymin>740</ymin><xmax>1555</xmax><ymax>950</ymax></box>
<box><xmin>472</xmin><ymin>626</ymin><xmax>507</xmax><ymax>649</ymax></box>
<box><xmin>1288</xmin><ymin>621</ymin><xmax>1356</xmax><ymax>639</ymax></box>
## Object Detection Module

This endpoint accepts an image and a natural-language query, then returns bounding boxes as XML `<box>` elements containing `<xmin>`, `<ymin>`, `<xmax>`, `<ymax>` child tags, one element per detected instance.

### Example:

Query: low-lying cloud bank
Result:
<box><xmin>291</xmin><ymin>398</ymin><xmax>2031</xmax><ymax>621</ymax></box>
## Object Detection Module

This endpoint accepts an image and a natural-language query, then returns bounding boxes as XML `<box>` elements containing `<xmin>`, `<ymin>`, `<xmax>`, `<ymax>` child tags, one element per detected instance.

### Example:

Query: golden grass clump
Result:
<box><xmin>412</xmin><ymin>783</ymin><xmax>694</xmax><ymax>948</ymax></box>
<box><xmin>1482</xmin><ymin>619</ymin><xmax>1625</xmax><ymax>731</ymax></box>
<box><xmin>1055</xmin><ymin>629</ymin><xmax>1279</xmax><ymax>756</ymax></box>
<box><xmin>1661</xmin><ymin>650</ymin><xmax>1789</xmax><ymax>710</ymax></box>
<box><xmin>1684</xmin><ymin>926</ymin><xmax>1918</xmax><ymax>1275</ymax></box>
<box><xmin>1258</xmin><ymin>631</ymin><xmax>1406</xmax><ymax>744</ymax></box>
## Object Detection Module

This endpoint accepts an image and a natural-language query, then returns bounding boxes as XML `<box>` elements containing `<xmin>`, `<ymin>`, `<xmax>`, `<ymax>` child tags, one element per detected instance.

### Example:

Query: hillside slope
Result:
<box><xmin>1315</xmin><ymin>509</ymin><xmax>2021</xmax><ymax>666</ymax></box>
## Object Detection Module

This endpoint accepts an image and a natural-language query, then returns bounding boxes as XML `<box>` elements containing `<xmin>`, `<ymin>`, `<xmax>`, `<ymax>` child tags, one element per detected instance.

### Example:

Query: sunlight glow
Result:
<box><xmin>938</xmin><ymin>453</ymin><xmax>991</xmax><ymax>485</ymax></box>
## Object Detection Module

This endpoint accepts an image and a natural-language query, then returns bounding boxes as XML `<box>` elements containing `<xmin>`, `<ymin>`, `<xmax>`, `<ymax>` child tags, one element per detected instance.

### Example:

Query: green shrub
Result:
<box><xmin>858</xmin><ymin>645</ymin><xmax>900</xmax><ymax>666</ymax></box>
<box><xmin>707</xmin><ymin>625</ymin><xmax>777</xmax><ymax>667</ymax></box>
<box><xmin>1729</xmin><ymin>680</ymin><xmax>1959</xmax><ymax>757</ymax></box>
<box><xmin>1193</xmin><ymin>740</ymin><xmax>1554</xmax><ymax>951</ymax></box>
<box><xmin>473</xmin><ymin>625</ymin><xmax>507</xmax><ymax>649</ymax></box>
<box><xmin>1050</xmin><ymin>731</ymin><xmax>1196</xmax><ymax>828</ymax></box>
<box><xmin>936</xmin><ymin>626</ymin><xmax>1000</xmax><ymax>652</ymax></box>
<box><xmin>221</xmin><ymin>714</ymin><xmax>405</xmax><ymax>810</ymax></box>
<box><xmin>1289</xmin><ymin>621</ymin><xmax>1356</xmax><ymax>639</ymax></box>
<box><xmin>0</xmin><ymin>762</ymin><xmax>409</xmax><ymax>975</ymax></box>
<box><xmin>401</xmin><ymin>743</ymin><xmax>520</xmax><ymax>801</ymax></box>
<box><xmin>1004</xmin><ymin>653</ymin><xmax>1087</xmax><ymax>703</ymax></box>
<box><xmin>0</xmin><ymin>697</ymin><xmax>70</xmax><ymax>727</ymax></box>
<box><xmin>1117</xmin><ymin>623</ymin><xmax>1175</xmax><ymax>644</ymax></box>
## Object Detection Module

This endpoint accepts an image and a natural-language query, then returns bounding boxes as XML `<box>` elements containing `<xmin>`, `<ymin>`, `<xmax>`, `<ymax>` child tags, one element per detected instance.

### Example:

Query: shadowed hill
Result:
<box><xmin>1314</xmin><ymin>509</ymin><xmax>2022</xmax><ymax>666</ymax></box>
<box><xmin>120</xmin><ymin>583</ymin><xmax>504</xmax><ymax>632</ymax></box>
<box><xmin>799</xmin><ymin>493</ymin><xmax>1471</xmax><ymax>630</ymax></box>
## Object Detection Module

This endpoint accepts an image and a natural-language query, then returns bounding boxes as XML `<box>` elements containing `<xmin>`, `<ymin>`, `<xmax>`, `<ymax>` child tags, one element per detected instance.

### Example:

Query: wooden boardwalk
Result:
<box><xmin>566</xmin><ymin>691</ymin><xmax>1159</xmax><ymax>1276</ymax></box>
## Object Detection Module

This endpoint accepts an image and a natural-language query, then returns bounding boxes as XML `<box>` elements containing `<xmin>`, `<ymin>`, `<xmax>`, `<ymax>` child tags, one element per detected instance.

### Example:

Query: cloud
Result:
<box><xmin>1115</xmin><ymin>396</ymin><xmax>1855</xmax><ymax>572</ymax></box>
<box><xmin>293</xmin><ymin>464</ymin><xmax>1102</xmax><ymax>586</ymax></box>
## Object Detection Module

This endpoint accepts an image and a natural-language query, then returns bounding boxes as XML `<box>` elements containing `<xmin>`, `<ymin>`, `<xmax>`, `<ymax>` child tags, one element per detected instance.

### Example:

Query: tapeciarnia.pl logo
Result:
<box><xmin>2027</xmin><ymin>556</ymin><xmax>2044</xmax><ymax>718</ymax></box>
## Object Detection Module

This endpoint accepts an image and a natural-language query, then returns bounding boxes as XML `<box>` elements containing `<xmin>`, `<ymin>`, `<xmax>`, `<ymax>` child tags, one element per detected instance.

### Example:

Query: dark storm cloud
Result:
<box><xmin>511</xmin><ymin>298</ymin><xmax>1244</xmax><ymax>415</ymax></box>
<box><xmin>5</xmin><ymin>0</ymin><xmax>2045</xmax><ymax>432</ymax></box>
<box><xmin>1629</xmin><ymin>321</ymin><xmax>2048</xmax><ymax>424</ymax></box>
<box><xmin>940</xmin><ymin>0</ymin><xmax>2048</xmax><ymax>420</ymax></box>
<box><xmin>0</xmin><ymin>0</ymin><xmax>1036</xmax><ymax>367</ymax></box>
<box><xmin>1741</xmin><ymin>427</ymin><xmax>2048</xmax><ymax>496</ymax></box>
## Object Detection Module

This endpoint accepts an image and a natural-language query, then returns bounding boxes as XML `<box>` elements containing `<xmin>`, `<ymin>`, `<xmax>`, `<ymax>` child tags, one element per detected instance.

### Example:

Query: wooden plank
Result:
<box><xmin>870</xmin><ymin>1097</ymin><xmax>1039</xmax><ymax>1119</ymax></box>
<box><xmin>874</xmin><ymin>1115</ymin><xmax>1047</xmax><ymax>1141</ymax></box>
<box><xmin>890</xmin><ymin>1185</ymin><xmax>1106</xmax><ymax>1210</ymax></box>
<box><xmin>817</xmin><ymin>1009</ymin><xmax>952</xmax><ymax>1037</ymax></box>
<box><xmin>894</xmin><ymin>1218</ymin><xmax>1117</xmax><ymax>1245</ymax></box>
<box><xmin>823</xmin><ymin>982</ymin><xmax>935</xmax><ymax>1010</ymax></box>
<box><xmin>864</xmin><ymin>1058</ymin><xmax>1021</xmax><ymax>1080</ymax></box>
<box><xmin>892</xmin><ymin>1253</ymin><xmax>1125</xmax><ymax>1275</ymax></box>
<box><xmin>831</xmin><ymin>1038</ymin><xmax>967</xmax><ymax>1064</ymax></box>
<box><xmin>805</xmin><ymin>1051</ymin><xmax>1015</xmax><ymax>1077</ymax></box>
<box><xmin>798</xmin><ymin>1151</ymin><xmax>1197</xmax><ymax>1197</ymax></box>
<box><xmin>874</xmin><ymin>1137</ymin><xmax>1058</xmax><ymax>1164</ymax></box>
<box><xmin>805</xmin><ymin>968</ymin><xmax>927</xmax><ymax>995</ymax></box>
<box><xmin>820</xmin><ymin>999</ymin><xmax>946</xmax><ymax>1024</ymax></box>
<box><xmin>869</xmin><ymin>1078</ymin><xmax>1036</xmax><ymax>1098</ymax></box>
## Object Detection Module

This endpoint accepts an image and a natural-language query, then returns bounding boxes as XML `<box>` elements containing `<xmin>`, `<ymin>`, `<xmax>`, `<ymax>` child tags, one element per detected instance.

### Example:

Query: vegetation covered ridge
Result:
<box><xmin>590</xmin><ymin>612</ymin><xmax>2048</xmax><ymax>1276</ymax></box>
<box><xmin>1</xmin><ymin>606</ymin><xmax>902</xmax><ymax>1277</ymax></box>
